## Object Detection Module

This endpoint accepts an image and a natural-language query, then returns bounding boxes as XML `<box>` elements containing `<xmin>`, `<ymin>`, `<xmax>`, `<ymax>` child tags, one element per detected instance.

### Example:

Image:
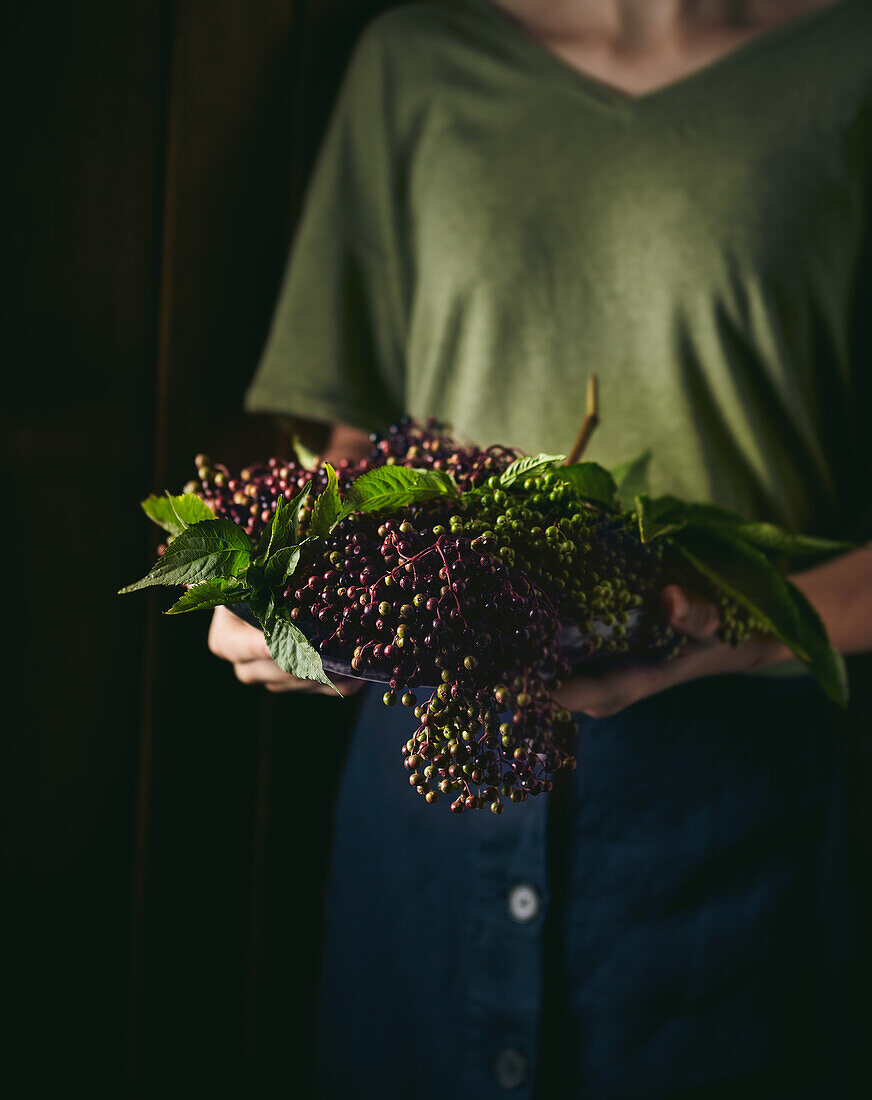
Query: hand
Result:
<box><xmin>207</xmin><ymin>605</ymin><xmax>365</xmax><ymax>697</ymax></box>
<box><xmin>551</xmin><ymin>585</ymin><xmax>781</xmax><ymax>719</ymax></box>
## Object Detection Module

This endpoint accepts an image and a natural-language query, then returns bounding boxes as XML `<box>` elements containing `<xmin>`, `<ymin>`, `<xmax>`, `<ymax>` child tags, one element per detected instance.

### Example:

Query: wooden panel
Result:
<box><xmin>1</xmin><ymin>2</ymin><xmax>167</xmax><ymax>1094</ymax></box>
<box><xmin>128</xmin><ymin>3</ymin><xmax>300</xmax><ymax>1096</ymax></box>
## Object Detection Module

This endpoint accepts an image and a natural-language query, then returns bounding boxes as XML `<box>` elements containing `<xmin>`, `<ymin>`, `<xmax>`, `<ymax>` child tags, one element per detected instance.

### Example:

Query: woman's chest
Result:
<box><xmin>404</xmin><ymin>81</ymin><xmax>869</xmax><ymax>310</ymax></box>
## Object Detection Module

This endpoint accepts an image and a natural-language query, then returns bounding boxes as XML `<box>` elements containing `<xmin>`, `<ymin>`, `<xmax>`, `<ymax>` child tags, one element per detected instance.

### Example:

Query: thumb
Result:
<box><xmin>661</xmin><ymin>585</ymin><xmax>720</xmax><ymax>639</ymax></box>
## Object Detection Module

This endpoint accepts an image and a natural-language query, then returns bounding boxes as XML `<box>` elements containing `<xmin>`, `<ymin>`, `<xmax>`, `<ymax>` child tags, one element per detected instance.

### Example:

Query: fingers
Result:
<box><xmin>661</xmin><ymin>585</ymin><xmax>720</xmax><ymax>639</ymax></box>
<box><xmin>236</xmin><ymin>658</ymin><xmax>349</xmax><ymax>693</ymax></box>
<box><xmin>264</xmin><ymin>675</ymin><xmax>365</xmax><ymax>697</ymax></box>
<box><xmin>265</xmin><ymin>680</ymin><xmax>325</xmax><ymax>694</ymax></box>
<box><xmin>551</xmin><ymin>663</ymin><xmax>654</xmax><ymax>719</ymax></box>
<box><xmin>209</xmin><ymin>607</ymin><xmax>306</xmax><ymax>689</ymax></box>
<box><xmin>208</xmin><ymin>607</ymin><xmax>367</xmax><ymax>696</ymax></box>
<box><xmin>233</xmin><ymin>659</ymin><xmax>305</xmax><ymax>687</ymax></box>
<box><xmin>553</xmin><ymin>640</ymin><xmax>718</xmax><ymax>719</ymax></box>
<box><xmin>555</xmin><ymin>587</ymin><xmax>720</xmax><ymax>717</ymax></box>
<box><xmin>208</xmin><ymin>605</ymin><xmax>272</xmax><ymax>662</ymax></box>
<box><xmin>329</xmin><ymin>676</ymin><xmax>367</xmax><ymax>698</ymax></box>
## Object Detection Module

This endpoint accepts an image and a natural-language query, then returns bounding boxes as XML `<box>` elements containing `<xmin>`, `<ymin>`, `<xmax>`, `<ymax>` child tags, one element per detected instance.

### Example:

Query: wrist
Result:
<box><xmin>674</xmin><ymin>632</ymin><xmax>788</xmax><ymax>684</ymax></box>
<box><xmin>743</xmin><ymin>632</ymin><xmax>792</xmax><ymax>670</ymax></box>
<box><xmin>711</xmin><ymin>632</ymin><xmax>790</xmax><ymax>675</ymax></box>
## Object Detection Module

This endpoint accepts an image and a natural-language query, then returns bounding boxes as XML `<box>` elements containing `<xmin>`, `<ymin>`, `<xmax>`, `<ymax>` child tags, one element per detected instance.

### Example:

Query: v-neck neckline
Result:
<box><xmin>470</xmin><ymin>0</ymin><xmax>860</xmax><ymax>111</ymax></box>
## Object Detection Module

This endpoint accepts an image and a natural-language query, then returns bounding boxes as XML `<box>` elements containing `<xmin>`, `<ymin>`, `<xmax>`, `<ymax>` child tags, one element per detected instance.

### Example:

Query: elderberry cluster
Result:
<box><xmin>186</xmin><ymin>417</ymin><xmax>519</xmax><ymax>541</ymax></box>
<box><xmin>282</xmin><ymin>511</ymin><xmax>577</xmax><ymax>813</ymax></box>
<box><xmin>181</xmin><ymin>418</ymin><xmax>757</xmax><ymax>811</ymax></box>
<box><xmin>457</xmin><ymin>474</ymin><xmax>682</xmax><ymax>662</ymax></box>
<box><xmin>367</xmin><ymin>417</ymin><xmax>520</xmax><ymax>491</ymax></box>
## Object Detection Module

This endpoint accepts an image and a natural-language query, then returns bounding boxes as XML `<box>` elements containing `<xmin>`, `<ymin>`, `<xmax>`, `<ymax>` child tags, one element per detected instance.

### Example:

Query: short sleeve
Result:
<box><xmin>245</xmin><ymin>20</ymin><xmax>408</xmax><ymax>431</ymax></box>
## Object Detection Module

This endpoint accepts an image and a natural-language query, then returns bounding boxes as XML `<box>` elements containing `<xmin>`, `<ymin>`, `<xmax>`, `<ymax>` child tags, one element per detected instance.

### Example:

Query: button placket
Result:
<box><xmin>493</xmin><ymin>1047</ymin><xmax>530</xmax><ymax>1090</ymax></box>
<box><xmin>507</xmin><ymin>882</ymin><xmax>541</xmax><ymax>924</ymax></box>
<box><xmin>464</xmin><ymin>795</ymin><xmax>549</xmax><ymax>1094</ymax></box>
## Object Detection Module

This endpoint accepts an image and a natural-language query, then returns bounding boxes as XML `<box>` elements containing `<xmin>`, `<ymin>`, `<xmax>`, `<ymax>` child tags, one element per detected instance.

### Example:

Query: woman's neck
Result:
<box><xmin>491</xmin><ymin>1</ymin><xmax>837</xmax><ymax>44</ymax></box>
<box><xmin>486</xmin><ymin>1</ymin><xmax>842</xmax><ymax>96</ymax></box>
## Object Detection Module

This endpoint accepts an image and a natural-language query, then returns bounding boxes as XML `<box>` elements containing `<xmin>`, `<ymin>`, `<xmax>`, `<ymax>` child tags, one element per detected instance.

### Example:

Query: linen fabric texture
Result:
<box><xmin>246</xmin><ymin>0</ymin><xmax>872</xmax><ymax>538</ymax></box>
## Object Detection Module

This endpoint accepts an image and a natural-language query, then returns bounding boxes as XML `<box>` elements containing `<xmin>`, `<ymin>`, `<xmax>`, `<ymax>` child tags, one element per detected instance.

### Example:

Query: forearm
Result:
<box><xmin>325</xmin><ymin>422</ymin><xmax>373</xmax><ymax>465</ymax></box>
<box><xmin>552</xmin><ymin>546</ymin><xmax>872</xmax><ymax>718</ymax></box>
<box><xmin>275</xmin><ymin>416</ymin><xmax>372</xmax><ymax>468</ymax></box>
<box><xmin>786</xmin><ymin>542</ymin><xmax>872</xmax><ymax>657</ymax></box>
<box><xmin>738</xmin><ymin>542</ymin><xmax>872</xmax><ymax>673</ymax></box>
<box><xmin>711</xmin><ymin>544</ymin><xmax>872</xmax><ymax>678</ymax></box>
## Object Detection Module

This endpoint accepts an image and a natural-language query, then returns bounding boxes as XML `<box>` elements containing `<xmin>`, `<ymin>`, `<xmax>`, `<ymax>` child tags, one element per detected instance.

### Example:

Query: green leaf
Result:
<box><xmin>165</xmin><ymin>578</ymin><xmax>252</xmax><ymax>614</ymax></box>
<box><xmin>256</xmin><ymin>482</ymin><xmax>311</xmax><ymax>561</ymax></box>
<box><xmin>611</xmin><ymin>451</ymin><xmax>652</xmax><ymax>509</ymax></box>
<box><xmin>781</xmin><ymin>582</ymin><xmax>848</xmax><ymax>707</ymax></box>
<box><xmin>309</xmin><ymin>463</ymin><xmax>342</xmax><ymax>537</ymax></box>
<box><xmin>732</xmin><ymin>524</ymin><xmax>854</xmax><ymax>570</ymax></box>
<box><xmin>669</xmin><ymin>525</ymin><xmax>847</xmax><ymax>706</ymax></box>
<box><xmin>499</xmin><ymin>453</ymin><xmax>565</xmax><ymax>487</ymax></box>
<box><xmin>243</xmin><ymin>566</ymin><xmax>264</xmax><ymax>597</ymax></box>
<box><xmin>141</xmin><ymin>495</ymin><xmax>184</xmax><ymax>534</ymax></box>
<box><xmin>168</xmin><ymin>492</ymin><xmax>213</xmax><ymax>529</ymax></box>
<box><xmin>249</xmin><ymin>588</ymin><xmax>276</xmax><ymax>633</ymax></box>
<box><xmin>635</xmin><ymin>493</ymin><xmax>689</xmax><ymax>541</ymax></box>
<box><xmin>265</xmin><ymin>544</ymin><xmax>301</xmax><ymax>587</ymax></box>
<box><xmin>141</xmin><ymin>493</ymin><xmax>212</xmax><ymax>535</ymax></box>
<box><xmin>141</xmin><ymin>493</ymin><xmax>213</xmax><ymax>535</ymax></box>
<box><xmin>635</xmin><ymin>494</ymin><xmax>656</xmax><ymax>543</ymax></box>
<box><xmin>552</xmin><ymin>462</ymin><xmax>617</xmax><ymax>509</ymax></box>
<box><xmin>638</xmin><ymin>494</ymin><xmax>854</xmax><ymax>567</ymax></box>
<box><xmin>119</xmin><ymin>518</ymin><xmax>252</xmax><ymax>592</ymax></box>
<box><xmin>635</xmin><ymin>495</ymin><xmax>741</xmax><ymax>541</ymax></box>
<box><xmin>292</xmin><ymin>435</ymin><xmax>321</xmax><ymax>471</ymax></box>
<box><xmin>265</xmin><ymin>616</ymin><xmax>337</xmax><ymax>692</ymax></box>
<box><xmin>340</xmin><ymin>465</ymin><xmax>458</xmax><ymax>518</ymax></box>
<box><xmin>670</xmin><ymin>525</ymin><xmax>802</xmax><ymax>648</ymax></box>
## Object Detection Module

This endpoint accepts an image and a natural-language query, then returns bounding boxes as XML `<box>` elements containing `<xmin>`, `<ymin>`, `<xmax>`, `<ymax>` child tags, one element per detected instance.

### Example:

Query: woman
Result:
<box><xmin>208</xmin><ymin>1</ymin><xmax>872</xmax><ymax>1095</ymax></box>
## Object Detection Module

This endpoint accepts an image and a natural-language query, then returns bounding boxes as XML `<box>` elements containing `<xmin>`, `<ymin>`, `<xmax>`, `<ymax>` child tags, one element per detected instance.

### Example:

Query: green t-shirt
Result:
<box><xmin>246</xmin><ymin>0</ymin><xmax>872</xmax><ymax>539</ymax></box>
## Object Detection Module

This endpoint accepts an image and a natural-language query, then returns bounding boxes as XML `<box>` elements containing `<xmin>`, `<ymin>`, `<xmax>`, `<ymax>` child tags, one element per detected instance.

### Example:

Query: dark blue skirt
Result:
<box><xmin>315</xmin><ymin>674</ymin><xmax>863</xmax><ymax>1098</ymax></box>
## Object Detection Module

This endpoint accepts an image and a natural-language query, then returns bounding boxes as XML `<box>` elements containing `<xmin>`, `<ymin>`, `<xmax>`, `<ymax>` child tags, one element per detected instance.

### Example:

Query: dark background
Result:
<box><xmin>2</xmin><ymin>2</ymin><xmax>394</xmax><ymax>1095</ymax></box>
<box><xmin>5</xmin><ymin>5</ymin><xmax>872</xmax><ymax>1098</ymax></box>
